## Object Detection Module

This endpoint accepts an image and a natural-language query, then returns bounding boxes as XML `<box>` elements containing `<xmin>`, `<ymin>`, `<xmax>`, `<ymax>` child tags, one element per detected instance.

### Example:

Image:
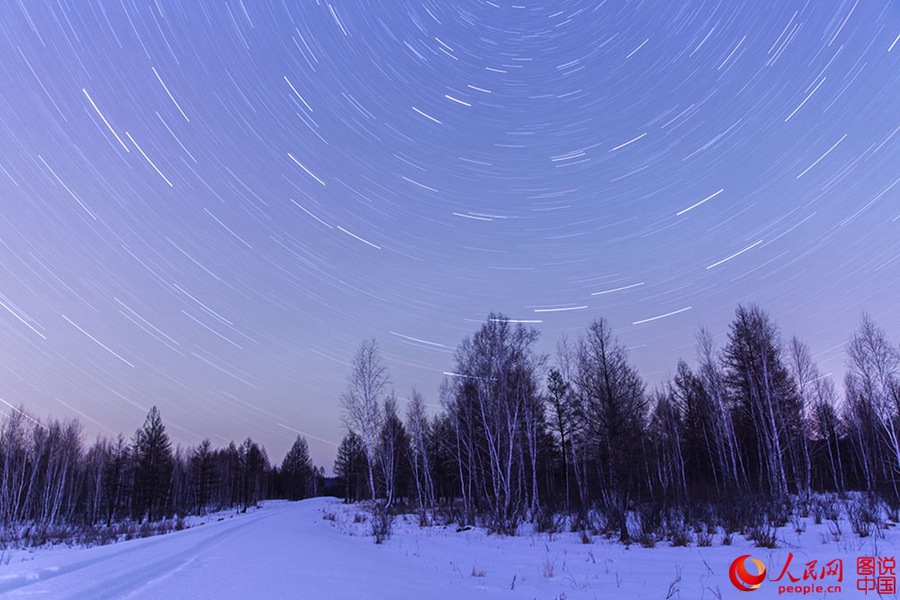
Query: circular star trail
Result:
<box><xmin>0</xmin><ymin>1</ymin><xmax>898</xmax><ymax>466</ymax></box>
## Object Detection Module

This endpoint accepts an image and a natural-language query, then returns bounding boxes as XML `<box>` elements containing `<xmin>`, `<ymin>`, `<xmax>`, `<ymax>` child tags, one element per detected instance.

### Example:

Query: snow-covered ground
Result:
<box><xmin>0</xmin><ymin>497</ymin><xmax>897</xmax><ymax>599</ymax></box>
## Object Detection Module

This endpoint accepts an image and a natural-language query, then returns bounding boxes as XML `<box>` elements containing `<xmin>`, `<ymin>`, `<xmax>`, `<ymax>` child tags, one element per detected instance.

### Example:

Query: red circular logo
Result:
<box><xmin>729</xmin><ymin>555</ymin><xmax>767</xmax><ymax>592</ymax></box>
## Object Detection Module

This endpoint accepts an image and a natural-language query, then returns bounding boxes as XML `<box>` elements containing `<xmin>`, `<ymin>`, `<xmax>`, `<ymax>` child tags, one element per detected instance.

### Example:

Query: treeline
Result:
<box><xmin>335</xmin><ymin>305</ymin><xmax>900</xmax><ymax>538</ymax></box>
<box><xmin>0</xmin><ymin>405</ymin><xmax>322</xmax><ymax>545</ymax></box>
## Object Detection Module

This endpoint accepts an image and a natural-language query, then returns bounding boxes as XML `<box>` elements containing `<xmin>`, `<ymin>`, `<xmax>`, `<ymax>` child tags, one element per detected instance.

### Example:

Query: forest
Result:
<box><xmin>334</xmin><ymin>304</ymin><xmax>900</xmax><ymax>543</ymax></box>
<box><xmin>0</xmin><ymin>403</ymin><xmax>320</xmax><ymax>547</ymax></box>
<box><xmin>1</xmin><ymin>303</ymin><xmax>898</xmax><ymax>548</ymax></box>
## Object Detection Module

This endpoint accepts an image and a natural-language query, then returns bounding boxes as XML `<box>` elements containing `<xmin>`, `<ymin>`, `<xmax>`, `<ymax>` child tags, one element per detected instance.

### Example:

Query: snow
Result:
<box><xmin>0</xmin><ymin>497</ymin><xmax>897</xmax><ymax>599</ymax></box>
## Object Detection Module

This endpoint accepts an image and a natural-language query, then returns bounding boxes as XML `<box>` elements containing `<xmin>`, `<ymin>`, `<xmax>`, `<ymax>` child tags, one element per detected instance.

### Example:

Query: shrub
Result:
<box><xmin>812</xmin><ymin>504</ymin><xmax>824</xmax><ymax>525</ymax></box>
<box><xmin>749</xmin><ymin>523</ymin><xmax>777</xmax><ymax>548</ymax></box>
<box><xmin>767</xmin><ymin>501</ymin><xmax>790</xmax><ymax>528</ymax></box>
<box><xmin>846</xmin><ymin>496</ymin><xmax>882</xmax><ymax>539</ymax></box>
<box><xmin>670</xmin><ymin>525</ymin><xmax>692</xmax><ymax>547</ymax></box>
<box><xmin>637</xmin><ymin>503</ymin><xmax>663</xmax><ymax>539</ymax></box>
<box><xmin>827</xmin><ymin>520</ymin><xmax>842</xmax><ymax>542</ymax></box>
<box><xmin>822</xmin><ymin>497</ymin><xmax>841</xmax><ymax>522</ymax></box>
<box><xmin>371</xmin><ymin>505</ymin><xmax>393</xmax><ymax>544</ymax></box>
<box><xmin>139</xmin><ymin>522</ymin><xmax>154</xmax><ymax>539</ymax></box>
<box><xmin>488</xmin><ymin>514</ymin><xmax>519</xmax><ymax>536</ymax></box>
<box><xmin>534</xmin><ymin>510</ymin><xmax>564</xmax><ymax>535</ymax></box>
<box><xmin>588</xmin><ymin>508</ymin><xmax>609</xmax><ymax>537</ymax></box>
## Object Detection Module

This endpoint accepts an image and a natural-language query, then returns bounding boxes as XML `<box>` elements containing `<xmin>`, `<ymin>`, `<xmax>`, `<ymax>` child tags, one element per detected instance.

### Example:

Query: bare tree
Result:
<box><xmin>555</xmin><ymin>338</ymin><xmax>591</xmax><ymax>520</ymax></box>
<box><xmin>723</xmin><ymin>305</ymin><xmax>797</xmax><ymax>498</ymax></box>
<box><xmin>647</xmin><ymin>388</ymin><xmax>687</xmax><ymax>503</ymax></box>
<box><xmin>521</xmin><ymin>354</ymin><xmax>546</xmax><ymax>519</ymax></box>
<box><xmin>787</xmin><ymin>338</ymin><xmax>816</xmax><ymax>500</ymax></box>
<box><xmin>0</xmin><ymin>407</ymin><xmax>34</xmax><ymax>530</ymax></box>
<box><xmin>444</xmin><ymin>314</ymin><xmax>542</xmax><ymax>533</ymax></box>
<box><xmin>83</xmin><ymin>437</ymin><xmax>109</xmax><ymax>526</ymax></box>
<box><xmin>377</xmin><ymin>394</ymin><xmax>409</xmax><ymax>506</ymax></box>
<box><xmin>573</xmin><ymin>318</ymin><xmax>646</xmax><ymax>542</ymax></box>
<box><xmin>695</xmin><ymin>327</ymin><xmax>744</xmax><ymax>493</ymax></box>
<box><xmin>191</xmin><ymin>439</ymin><xmax>217</xmax><ymax>513</ymax></box>
<box><xmin>441</xmin><ymin>377</ymin><xmax>477</xmax><ymax>524</ymax></box>
<box><xmin>341</xmin><ymin>339</ymin><xmax>390</xmax><ymax>501</ymax></box>
<box><xmin>811</xmin><ymin>376</ymin><xmax>844</xmax><ymax>492</ymax></box>
<box><xmin>39</xmin><ymin>419</ymin><xmax>82</xmax><ymax>527</ymax></box>
<box><xmin>104</xmin><ymin>433</ymin><xmax>131</xmax><ymax>525</ymax></box>
<box><xmin>238</xmin><ymin>438</ymin><xmax>269</xmax><ymax>510</ymax></box>
<box><xmin>406</xmin><ymin>388</ymin><xmax>435</xmax><ymax>516</ymax></box>
<box><xmin>670</xmin><ymin>360</ymin><xmax>721</xmax><ymax>499</ymax></box>
<box><xmin>846</xmin><ymin>314</ymin><xmax>900</xmax><ymax>500</ymax></box>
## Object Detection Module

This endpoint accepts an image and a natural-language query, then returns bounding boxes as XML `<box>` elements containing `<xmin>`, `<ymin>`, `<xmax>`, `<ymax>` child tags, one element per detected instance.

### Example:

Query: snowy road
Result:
<box><xmin>0</xmin><ymin>499</ymin><xmax>453</xmax><ymax>599</ymax></box>
<box><xmin>1</xmin><ymin>498</ymin><xmax>895</xmax><ymax>599</ymax></box>
<box><xmin>1</xmin><ymin>498</ymin><xmax>525</xmax><ymax>600</ymax></box>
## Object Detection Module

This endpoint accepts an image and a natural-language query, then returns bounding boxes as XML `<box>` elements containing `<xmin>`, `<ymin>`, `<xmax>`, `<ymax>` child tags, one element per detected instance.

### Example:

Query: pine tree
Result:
<box><xmin>282</xmin><ymin>436</ymin><xmax>313</xmax><ymax>501</ymax></box>
<box><xmin>191</xmin><ymin>439</ymin><xmax>217</xmax><ymax>513</ymax></box>
<box><xmin>334</xmin><ymin>431</ymin><xmax>368</xmax><ymax>501</ymax></box>
<box><xmin>545</xmin><ymin>369</ymin><xmax>574</xmax><ymax>512</ymax></box>
<box><xmin>131</xmin><ymin>406</ymin><xmax>173</xmax><ymax>522</ymax></box>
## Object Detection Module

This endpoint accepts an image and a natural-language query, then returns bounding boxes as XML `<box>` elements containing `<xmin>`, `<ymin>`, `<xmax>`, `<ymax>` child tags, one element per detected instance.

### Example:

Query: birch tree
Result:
<box><xmin>340</xmin><ymin>339</ymin><xmax>389</xmax><ymax>500</ymax></box>
<box><xmin>846</xmin><ymin>314</ymin><xmax>900</xmax><ymax>499</ymax></box>
<box><xmin>695</xmin><ymin>327</ymin><xmax>744</xmax><ymax>492</ymax></box>
<box><xmin>446</xmin><ymin>313</ymin><xmax>541</xmax><ymax>532</ymax></box>
<box><xmin>406</xmin><ymin>388</ymin><xmax>435</xmax><ymax>515</ymax></box>
<box><xmin>787</xmin><ymin>337</ymin><xmax>816</xmax><ymax>500</ymax></box>
<box><xmin>723</xmin><ymin>305</ymin><xmax>797</xmax><ymax>498</ymax></box>
<box><xmin>377</xmin><ymin>394</ymin><xmax>410</xmax><ymax>506</ymax></box>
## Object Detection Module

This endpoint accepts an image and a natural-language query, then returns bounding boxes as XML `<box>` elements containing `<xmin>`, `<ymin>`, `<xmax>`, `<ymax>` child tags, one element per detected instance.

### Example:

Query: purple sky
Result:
<box><xmin>1</xmin><ymin>1</ymin><xmax>898</xmax><ymax>470</ymax></box>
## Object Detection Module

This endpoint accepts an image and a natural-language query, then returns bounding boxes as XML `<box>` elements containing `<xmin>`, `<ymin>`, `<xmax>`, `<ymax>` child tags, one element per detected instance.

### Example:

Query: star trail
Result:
<box><xmin>0</xmin><ymin>1</ymin><xmax>897</xmax><ymax>468</ymax></box>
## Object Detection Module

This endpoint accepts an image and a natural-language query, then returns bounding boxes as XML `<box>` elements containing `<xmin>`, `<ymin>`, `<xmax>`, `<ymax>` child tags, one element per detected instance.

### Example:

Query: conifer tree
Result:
<box><xmin>334</xmin><ymin>432</ymin><xmax>368</xmax><ymax>501</ymax></box>
<box><xmin>282</xmin><ymin>436</ymin><xmax>314</xmax><ymax>501</ymax></box>
<box><xmin>132</xmin><ymin>406</ymin><xmax>173</xmax><ymax>521</ymax></box>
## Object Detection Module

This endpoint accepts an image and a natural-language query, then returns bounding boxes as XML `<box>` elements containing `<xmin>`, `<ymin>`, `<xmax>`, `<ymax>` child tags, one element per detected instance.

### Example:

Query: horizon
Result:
<box><xmin>1</xmin><ymin>1</ymin><xmax>898</xmax><ymax>472</ymax></box>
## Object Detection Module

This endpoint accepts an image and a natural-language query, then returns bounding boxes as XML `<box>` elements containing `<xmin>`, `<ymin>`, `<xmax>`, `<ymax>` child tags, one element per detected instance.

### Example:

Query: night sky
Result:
<box><xmin>1</xmin><ymin>1</ymin><xmax>898</xmax><ymax>469</ymax></box>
